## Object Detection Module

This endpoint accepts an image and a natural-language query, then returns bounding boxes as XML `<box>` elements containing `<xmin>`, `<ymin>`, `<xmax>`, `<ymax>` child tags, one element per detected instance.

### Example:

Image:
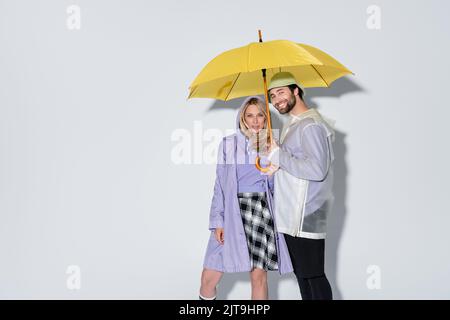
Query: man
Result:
<box><xmin>264</xmin><ymin>72</ymin><xmax>335</xmax><ymax>300</ymax></box>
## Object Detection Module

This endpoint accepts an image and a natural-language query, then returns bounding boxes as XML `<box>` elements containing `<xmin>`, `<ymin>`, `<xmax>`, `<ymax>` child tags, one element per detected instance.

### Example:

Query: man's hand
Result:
<box><xmin>262</xmin><ymin>163</ymin><xmax>279</xmax><ymax>176</ymax></box>
<box><xmin>248</xmin><ymin>134</ymin><xmax>279</xmax><ymax>156</ymax></box>
<box><xmin>214</xmin><ymin>228</ymin><xmax>224</xmax><ymax>245</ymax></box>
<box><xmin>267</xmin><ymin>138</ymin><xmax>279</xmax><ymax>154</ymax></box>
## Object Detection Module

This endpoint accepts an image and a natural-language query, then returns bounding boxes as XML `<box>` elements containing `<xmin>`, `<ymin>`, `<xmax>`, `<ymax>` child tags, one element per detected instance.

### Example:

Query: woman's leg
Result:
<box><xmin>250</xmin><ymin>268</ymin><xmax>268</xmax><ymax>300</ymax></box>
<box><xmin>200</xmin><ymin>268</ymin><xmax>223</xmax><ymax>299</ymax></box>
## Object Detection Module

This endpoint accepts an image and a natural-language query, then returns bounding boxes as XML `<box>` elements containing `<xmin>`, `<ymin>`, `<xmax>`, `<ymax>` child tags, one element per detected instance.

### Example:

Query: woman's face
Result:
<box><xmin>244</xmin><ymin>104</ymin><xmax>266</xmax><ymax>133</ymax></box>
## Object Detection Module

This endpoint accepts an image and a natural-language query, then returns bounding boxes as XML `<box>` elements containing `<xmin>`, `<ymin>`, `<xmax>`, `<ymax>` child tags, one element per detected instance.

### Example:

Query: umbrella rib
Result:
<box><xmin>311</xmin><ymin>65</ymin><xmax>329</xmax><ymax>87</ymax></box>
<box><xmin>224</xmin><ymin>73</ymin><xmax>241</xmax><ymax>101</ymax></box>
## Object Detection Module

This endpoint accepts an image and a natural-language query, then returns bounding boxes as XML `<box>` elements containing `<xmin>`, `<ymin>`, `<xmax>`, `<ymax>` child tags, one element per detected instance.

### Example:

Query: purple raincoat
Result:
<box><xmin>202</xmin><ymin>96</ymin><xmax>293</xmax><ymax>274</ymax></box>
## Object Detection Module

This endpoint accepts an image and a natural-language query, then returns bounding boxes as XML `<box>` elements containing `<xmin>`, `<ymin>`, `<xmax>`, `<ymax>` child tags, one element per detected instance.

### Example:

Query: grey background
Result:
<box><xmin>1</xmin><ymin>0</ymin><xmax>449</xmax><ymax>299</ymax></box>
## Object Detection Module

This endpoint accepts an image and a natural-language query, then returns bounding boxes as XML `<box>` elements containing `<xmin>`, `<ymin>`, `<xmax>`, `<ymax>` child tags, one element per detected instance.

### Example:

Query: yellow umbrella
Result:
<box><xmin>188</xmin><ymin>30</ymin><xmax>354</xmax><ymax>171</ymax></box>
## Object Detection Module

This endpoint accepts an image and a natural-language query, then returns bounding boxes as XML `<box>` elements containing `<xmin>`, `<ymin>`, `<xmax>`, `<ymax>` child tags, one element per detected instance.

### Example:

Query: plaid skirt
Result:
<box><xmin>237</xmin><ymin>192</ymin><xmax>279</xmax><ymax>271</ymax></box>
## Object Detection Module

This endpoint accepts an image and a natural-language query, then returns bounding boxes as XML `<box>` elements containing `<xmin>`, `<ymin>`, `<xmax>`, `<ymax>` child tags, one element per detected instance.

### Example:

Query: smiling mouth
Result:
<box><xmin>277</xmin><ymin>102</ymin><xmax>287</xmax><ymax>109</ymax></box>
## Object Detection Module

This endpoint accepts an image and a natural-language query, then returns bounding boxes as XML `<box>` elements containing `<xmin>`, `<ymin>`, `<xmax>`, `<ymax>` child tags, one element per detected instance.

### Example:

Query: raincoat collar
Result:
<box><xmin>288</xmin><ymin>107</ymin><xmax>336</xmax><ymax>137</ymax></box>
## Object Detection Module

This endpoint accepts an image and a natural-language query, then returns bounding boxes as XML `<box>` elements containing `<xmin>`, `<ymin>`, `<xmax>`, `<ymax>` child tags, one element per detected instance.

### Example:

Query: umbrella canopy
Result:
<box><xmin>188</xmin><ymin>39</ymin><xmax>354</xmax><ymax>101</ymax></box>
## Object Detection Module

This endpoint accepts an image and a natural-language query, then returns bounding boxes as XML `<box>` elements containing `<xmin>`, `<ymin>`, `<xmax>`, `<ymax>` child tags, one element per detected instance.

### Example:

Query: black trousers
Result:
<box><xmin>284</xmin><ymin>234</ymin><xmax>333</xmax><ymax>300</ymax></box>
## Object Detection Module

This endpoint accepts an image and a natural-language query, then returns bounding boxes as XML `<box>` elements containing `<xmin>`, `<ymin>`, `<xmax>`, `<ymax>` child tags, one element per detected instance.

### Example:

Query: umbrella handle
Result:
<box><xmin>255</xmin><ymin>155</ymin><xmax>271</xmax><ymax>172</ymax></box>
<box><xmin>255</xmin><ymin>69</ymin><xmax>272</xmax><ymax>172</ymax></box>
<box><xmin>254</xmin><ymin>29</ymin><xmax>274</xmax><ymax>173</ymax></box>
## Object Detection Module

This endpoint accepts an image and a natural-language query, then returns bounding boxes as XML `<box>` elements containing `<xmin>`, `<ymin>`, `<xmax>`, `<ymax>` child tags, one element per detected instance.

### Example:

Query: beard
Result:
<box><xmin>275</xmin><ymin>93</ymin><xmax>296</xmax><ymax>114</ymax></box>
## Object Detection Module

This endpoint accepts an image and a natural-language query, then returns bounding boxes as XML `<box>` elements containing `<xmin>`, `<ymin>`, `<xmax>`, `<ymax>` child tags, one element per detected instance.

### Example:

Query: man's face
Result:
<box><xmin>269</xmin><ymin>87</ymin><xmax>296</xmax><ymax>114</ymax></box>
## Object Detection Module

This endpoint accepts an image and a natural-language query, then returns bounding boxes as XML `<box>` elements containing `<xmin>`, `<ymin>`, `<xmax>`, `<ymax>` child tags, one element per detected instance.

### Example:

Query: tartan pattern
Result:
<box><xmin>237</xmin><ymin>192</ymin><xmax>278</xmax><ymax>271</ymax></box>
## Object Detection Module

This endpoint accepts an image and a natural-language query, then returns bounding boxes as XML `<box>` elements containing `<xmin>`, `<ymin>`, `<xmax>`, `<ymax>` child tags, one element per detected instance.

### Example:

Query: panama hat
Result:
<box><xmin>268</xmin><ymin>71</ymin><xmax>305</xmax><ymax>95</ymax></box>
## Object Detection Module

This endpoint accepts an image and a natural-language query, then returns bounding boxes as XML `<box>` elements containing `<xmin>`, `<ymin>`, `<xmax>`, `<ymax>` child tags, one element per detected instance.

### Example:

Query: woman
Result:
<box><xmin>199</xmin><ymin>96</ymin><xmax>293</xmax><ymax>300</ymax></box>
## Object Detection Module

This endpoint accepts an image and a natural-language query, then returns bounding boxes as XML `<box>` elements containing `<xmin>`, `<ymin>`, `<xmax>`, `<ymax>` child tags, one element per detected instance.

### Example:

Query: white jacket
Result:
<box><xmin>269</xmin><ymin>108</ymin><xmax>335</xmax><ymax>239</ymax></box>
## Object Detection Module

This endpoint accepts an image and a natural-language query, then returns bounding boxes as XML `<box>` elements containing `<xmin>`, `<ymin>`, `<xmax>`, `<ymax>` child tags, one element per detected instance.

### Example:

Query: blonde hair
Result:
<box><xmin>239</xmin><ymin>98</ymin><xmax>270</xmax><ymax>154</ymax></box>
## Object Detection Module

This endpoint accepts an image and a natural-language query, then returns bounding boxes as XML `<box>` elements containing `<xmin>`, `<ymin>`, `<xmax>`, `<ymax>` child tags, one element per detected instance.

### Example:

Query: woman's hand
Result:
<box><xmin>215</xmin><ymin>228</ymin><xmax>224</xmax><ymax>245</ymax></box>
